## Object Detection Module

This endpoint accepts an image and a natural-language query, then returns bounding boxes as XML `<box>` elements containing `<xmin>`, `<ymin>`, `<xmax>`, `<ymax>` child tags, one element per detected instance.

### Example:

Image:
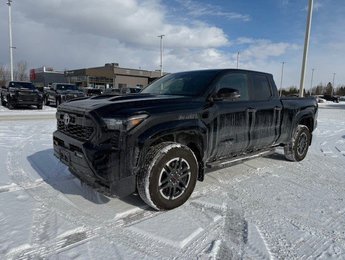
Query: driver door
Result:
<box><xmin>212</xmin><ymin>72</ymin><xmax>252</xmax><ymax>159</ymax></box>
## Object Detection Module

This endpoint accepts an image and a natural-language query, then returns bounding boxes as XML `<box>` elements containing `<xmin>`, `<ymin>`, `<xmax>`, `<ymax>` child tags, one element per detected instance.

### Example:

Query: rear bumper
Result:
<box><xmin>53</xmin><ymin>130</ymin><xmax>136</xmax><ymax>197</ymax></box>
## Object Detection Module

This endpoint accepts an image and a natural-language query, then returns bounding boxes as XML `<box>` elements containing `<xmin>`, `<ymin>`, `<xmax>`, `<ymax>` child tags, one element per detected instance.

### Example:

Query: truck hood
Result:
<box><xmin>58</xmin><ymin>94</ymin><xmax>200</xmax><ymax>117</ymax></box>
<box><xmin>10</xmin><ymin>87</ymin><xmax>40</xmax><ymax>94</ymax></box>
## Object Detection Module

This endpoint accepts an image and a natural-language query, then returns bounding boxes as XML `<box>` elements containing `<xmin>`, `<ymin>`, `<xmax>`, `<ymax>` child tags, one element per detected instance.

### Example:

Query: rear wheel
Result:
<box><xmin>137</xmin><ymin>142</ymin><xmax>198</xmax><ymax>210</ymax></box>
<box><xmin>284</xmin><ymin>125</ymin><xmax>311</xmax><ymax>162</ymax></box>
<box><xmin>56</xmin><ymin>98</ymin><xmax>61</xmax><ymax>107</ymax></box>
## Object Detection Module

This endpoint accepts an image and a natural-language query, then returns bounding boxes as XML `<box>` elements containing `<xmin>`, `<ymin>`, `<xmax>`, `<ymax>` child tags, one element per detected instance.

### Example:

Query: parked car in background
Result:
<box><xmin>120</xmin><ymin>86</ymin><xmax>142</xmax><ymax>94</ymax></box>
<box><xmin>45</xmin><ymin>83</ymin><xmax>85</xmax><ymax>106</ymax></box>
<box><xmin>1</xmin><ymin>81</ymin><xmax>43</xmax><ymax>109</ymax></box>
<box><xmin>323</xmin><ymin>94</ymin><xmax>339</xmax><ymax>103</ymax></box>
<box><xmin>315</xmin><ymin>95</ymin><xmax>326</xmax><ymax>103</ymax></box>
<box><xmin>84</xmin><ymin>88</ymin><xmax>102</xmax><ymax>97</ymax></box>
<box><xmin>102</xmin><ymin>88</ymin><xmax>121</xmax><ymax>95</ymax></box>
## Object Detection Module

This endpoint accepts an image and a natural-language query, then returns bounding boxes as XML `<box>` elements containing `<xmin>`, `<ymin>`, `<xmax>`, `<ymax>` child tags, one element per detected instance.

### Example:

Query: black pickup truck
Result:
<box><xmin>45</xmin><ymin>83</ymin><xmax>85</xmax><ymax>106</ymax></box>
<box><xmin>1</xmin><ymin>81</ymin><xmax>43</xmax><ymax>109</ymax></box>
<box><xmin>53</xmin><ymin>69</ymin><xmax>318</xmax><ymax>210</ymax></box>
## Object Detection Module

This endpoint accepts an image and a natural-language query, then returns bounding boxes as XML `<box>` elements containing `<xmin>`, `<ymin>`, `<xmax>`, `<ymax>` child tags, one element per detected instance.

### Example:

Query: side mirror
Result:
<box><xmin>216</xmin><ymin>88</ymin><xmax>240</xmax><ymax>101</ymax></box>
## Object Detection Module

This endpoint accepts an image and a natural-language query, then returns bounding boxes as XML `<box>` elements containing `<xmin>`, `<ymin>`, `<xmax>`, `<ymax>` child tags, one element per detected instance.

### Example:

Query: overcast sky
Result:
<box><xmin>0</xmin><ymin>0</ymin><xmax>344</xmax><ymax>89</ymax></box>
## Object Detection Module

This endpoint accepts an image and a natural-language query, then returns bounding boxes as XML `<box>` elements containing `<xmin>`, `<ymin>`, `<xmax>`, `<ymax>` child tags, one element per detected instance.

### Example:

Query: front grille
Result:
<box><xmin>57</xmin><ymin>111</ymin><xmax>94</xmax><ymax>141</ymax></box>
<box><xmin>63</xmin><ymin>94</ymin><xmax>79</xmax><ymax>101</ymax></box>
<box><xmin>19</xmin><ymin>93</ymin><xmax>37</xmax><ymax>101</ymax></box>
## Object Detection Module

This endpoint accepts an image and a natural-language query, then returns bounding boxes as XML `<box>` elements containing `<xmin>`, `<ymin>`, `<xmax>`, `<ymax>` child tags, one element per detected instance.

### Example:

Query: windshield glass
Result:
<box><xmin>141</xmin><ymin>70</ymin><xmax>220</xmax><ymax>96</ymax></box>
<box><xmin>56</xmin><ymin>84</ymin><xmax>78</xmax><ymax>91</ymax></box>
<box><xmin>10</xmin><ymin>82</ymin><xmax>36</xmax><ymax>90</ymax></box>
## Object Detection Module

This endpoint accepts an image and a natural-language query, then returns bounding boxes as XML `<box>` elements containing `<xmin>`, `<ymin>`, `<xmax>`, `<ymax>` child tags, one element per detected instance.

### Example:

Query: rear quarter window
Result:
<box><xmin>250</xmin><ymin>74</ymin><xmax>272</xmax><ymax>100</ymax></box>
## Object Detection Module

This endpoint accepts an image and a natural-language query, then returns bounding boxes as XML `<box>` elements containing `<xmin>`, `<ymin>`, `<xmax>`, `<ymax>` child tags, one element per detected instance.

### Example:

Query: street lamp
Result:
<box><xmin>299</xmin><ymin>0</ymin><xmax>314</xmax><ymax>97</ymax></box>
<box><xmin>236</xmin><ymin>52</ymin><xmax>240</xmax><ymax>69</ymax></box>
<box><xmin>332</xmin><ymin>73</ymin><xmax>336</xmax><ymax>96</ymax></box>
<box><xmin>279</xmin><ymin>61</ymin><xmax>286</xmax><ymax>96</ymax></box>
<box><xmin>6</xmin><ymin>0</ymin><xmax>14</xmax><ymax>81</ymax></box>
<box><xmin>310</xmin><ymin>68</ymin><xmax>315</xmax><ymax>90</ymax></box>
<box><xmin>157</xmin><ymin>35</ymin><xmax>165</xmax><ymax>76</ymax></box>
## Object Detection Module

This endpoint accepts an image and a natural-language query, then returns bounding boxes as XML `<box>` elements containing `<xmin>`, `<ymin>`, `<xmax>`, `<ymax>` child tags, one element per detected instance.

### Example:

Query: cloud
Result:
<box><xmin>176</xmin><ymin>0</ymin><xmax>251</xmax><ymax>21</ymax></box>
<box><xmin>15</xmin><ymin>0</ymin><xmax>228</xmax><ymax>49</ymax></box>
<box><xmin>238</xmin><ymin>39</ymin><xmax>300</xmax><ymax>61</ymax></box>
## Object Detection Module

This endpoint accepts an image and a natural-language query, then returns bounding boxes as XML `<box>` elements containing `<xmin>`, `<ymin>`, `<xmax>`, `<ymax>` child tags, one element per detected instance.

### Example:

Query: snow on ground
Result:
<box><xmin>0</xmin><ymin>102</ymin><xmax>345</xmax><ymax>259</ymax></box>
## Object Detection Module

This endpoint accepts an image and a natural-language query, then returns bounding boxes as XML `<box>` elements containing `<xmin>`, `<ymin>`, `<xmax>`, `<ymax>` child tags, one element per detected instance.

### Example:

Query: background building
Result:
<box><xmin>65</xmin><ymin>63</ymin><xmax>162</xmax><ymax>90</ymax></box>
<box><xmin>30</xmin><ymin>66</ymin><xmax>67</xmax><ymax>90</ymax></box>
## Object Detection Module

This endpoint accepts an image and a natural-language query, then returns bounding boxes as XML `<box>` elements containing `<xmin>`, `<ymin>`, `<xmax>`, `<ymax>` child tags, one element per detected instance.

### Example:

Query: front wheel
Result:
<box><xmin>45</xmin><ymin>96</ymin><xmax>50</xmax><ymax>106</ymax></box>
<box><xmin>0</xmin><ymin>95</ymin><xmax>6</xmax><ymax>107</ymax></box>
<box><xmin>7</xmin><ymin>97</ymin><xmax>15</xmax><ymax>109</ymax></box>
<box><xmin>137</xmin><ymin>142</ymin><xmax>198</xmax><ymax>211</ymax></box>
<box><xmin>284</xmin><ymin>125</ymin><xmax>311</xmax><ymax>162</ymax></box>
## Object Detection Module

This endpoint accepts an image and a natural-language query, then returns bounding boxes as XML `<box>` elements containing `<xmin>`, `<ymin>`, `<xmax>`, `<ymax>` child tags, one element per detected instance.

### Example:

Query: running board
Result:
<box><xmin>206</xmin><ymin>149</ymin><xmax>275</xmax><ymax>168</ymax></box>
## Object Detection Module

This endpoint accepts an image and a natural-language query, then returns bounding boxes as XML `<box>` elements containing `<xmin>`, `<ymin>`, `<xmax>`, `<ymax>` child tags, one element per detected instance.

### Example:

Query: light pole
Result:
<box><xmin>310</xmin><ymin>68</ymin><xmax>315</xmax><ymax>91</ymax></box>
<box><xmin>7</xmin><ymin>0</ymin><xmax>14</xmax><ymax>81</ymax></box>
<box><xmin>157</xmin><ymin>35</ymin><xmax>165</xmax><ymax>76</ymax></box>
<box><xmin>299</xmin><ymin>0</ymin><xmax>314</xmax><ymax>97</ymax></box>
<box><xmin>332</xmin><ymin>73</ymin><xmax>336</xmax><ymax>96</ymax></box>
<box><xmin>279</xmin><ymin>61</ymin><xmax>286</xmax><ymax>96</ymax></box>
<box><xmin>236</xmin><ymin>52</ymin><xmax>240</xmax><ymax>69</ymax></box>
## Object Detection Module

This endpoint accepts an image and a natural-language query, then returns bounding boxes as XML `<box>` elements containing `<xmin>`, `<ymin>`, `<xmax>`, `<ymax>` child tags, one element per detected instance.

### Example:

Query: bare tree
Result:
<box><xmin>0</xmin><ymin>65</ymin><xmax>10</xmax><ymax>87</ymax></box>
<box><xmin>14</xmin><ymin>61</ymin><xmax>29</xmax><ymax>81</ymax></box>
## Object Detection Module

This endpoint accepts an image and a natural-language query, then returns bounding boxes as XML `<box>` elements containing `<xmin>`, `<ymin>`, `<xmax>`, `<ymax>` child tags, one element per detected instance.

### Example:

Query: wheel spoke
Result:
<box><xmin>177</xmin><ymin>181</ymin><xmax>186</xmax><ymax>190</ymax></box>
<box><xmin>179</xmin><ymin>171</ymin><xmax>190</xmax><ymax>179</ymax></box>
<box><xmin>164</xmin><ymin>164</ymin><xmax>172</xmax><ymax>173</ymax></box>
<box><xmin>169</xmin><ymin>186</ymin><xmax>176</xmax><ymax>199</ymax></box>
<box><xmin>159</xmin><ymin>179</ymin><xmax>170</xmax><ymax>190</ymax></box>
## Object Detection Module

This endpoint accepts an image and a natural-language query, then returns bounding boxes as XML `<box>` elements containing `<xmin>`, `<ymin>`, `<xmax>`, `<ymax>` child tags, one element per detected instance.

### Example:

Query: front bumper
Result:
<box><xmin>53</xmin><ymin>130</ymin><xmax>136</xmax><ymax>197</ymax></box>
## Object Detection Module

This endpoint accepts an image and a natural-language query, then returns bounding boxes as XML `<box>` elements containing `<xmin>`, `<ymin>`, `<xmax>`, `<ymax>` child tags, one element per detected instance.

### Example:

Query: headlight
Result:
<box><xmin>102</xmin><ymin>118</ymin><xmax>124</xmax><ymax>130</ymax></box>
<box><xmin>103</xmin><ymin>114</ymin><xmax>149</xmax><ymax>131</ymax></box>
<box><xmin>9</xmin><ymin>88</ymin><xmax>17</xmax><ymax>96</ymax></box>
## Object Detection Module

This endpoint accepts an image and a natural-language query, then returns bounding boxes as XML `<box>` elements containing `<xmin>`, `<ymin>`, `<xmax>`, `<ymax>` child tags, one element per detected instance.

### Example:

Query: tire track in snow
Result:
<box><xmin>4</xmin><ymin>124</ymin><xmax>215</xmax><ymax>259</ymax></box>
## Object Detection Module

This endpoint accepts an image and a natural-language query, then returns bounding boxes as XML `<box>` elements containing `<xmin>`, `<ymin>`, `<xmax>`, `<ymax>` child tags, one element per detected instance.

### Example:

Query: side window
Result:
<box><xmin>217</xmin><ymin>73</ymin><xmax>249</xmax><ymax>101</ymax></box>
<box><xmin>250</xmin><ymin>74</ymin><xmax>272</xmax><ymax>100</ymax></box>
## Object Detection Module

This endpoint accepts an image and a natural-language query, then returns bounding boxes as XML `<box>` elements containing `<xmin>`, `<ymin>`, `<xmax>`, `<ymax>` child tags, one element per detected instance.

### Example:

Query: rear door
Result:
<box><xmin>246</xmin><ymin>73</ymin><xmax>282</xmax><ymax>150</ymax></box>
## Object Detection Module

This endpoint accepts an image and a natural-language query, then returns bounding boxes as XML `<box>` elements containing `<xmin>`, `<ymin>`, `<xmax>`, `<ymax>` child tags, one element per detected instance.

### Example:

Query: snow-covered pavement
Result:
<box><xmin>0</xmin><ymin>103</ymin><xmax>345</xmax><ymax>259</ymax></box>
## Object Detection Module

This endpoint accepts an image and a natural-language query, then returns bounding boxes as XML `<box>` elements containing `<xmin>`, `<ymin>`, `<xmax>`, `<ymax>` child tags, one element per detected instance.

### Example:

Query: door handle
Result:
<box><xmin>274</xmin><ymin>106</ymin><xmax>282</xmax><ymax>111</ymax></box>
<box><xmin>246</xmin><ymin>108</ymin><xmax>256</xmax><ymax>113</ymax></box>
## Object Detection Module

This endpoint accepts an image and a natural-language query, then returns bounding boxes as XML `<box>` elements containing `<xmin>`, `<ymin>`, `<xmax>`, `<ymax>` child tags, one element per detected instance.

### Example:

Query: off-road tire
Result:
<box><xmin>37</xmin><ymin>103</ymin><xmax>43</xmax><ymax>109</ymax></box>
<box><xmin>137</xmin><ymin>142</ymin><xmax>198</xmax><ymax>211</ymax></box>
<box><xmin>284</xmin><ymin>125</ymin><xmax>311</xmax><ymax>162</ymax></box>
<box><xmin>0</xmin><ymin>95</ymin><xmax>6</xmax><ymax>107</ymax></box>
<box><xmin>56</xmin><ymin>98</ymin><xmax>61</xmax><ymax>107</ymax></box>
<box><xmin>7</xmin><ymin>97</ymin><xmax>15</xmax><ymax>109</ymax></box>
<box><xmin>45</xmin><ymin>97</ymin><xmax>50</xmax><ymax>106</ymax></box>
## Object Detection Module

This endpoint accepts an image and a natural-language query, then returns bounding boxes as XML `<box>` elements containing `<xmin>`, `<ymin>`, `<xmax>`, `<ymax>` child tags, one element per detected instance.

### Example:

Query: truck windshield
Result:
<box><xmin>56</xmin><ymin>84</ymin><xmax>78</xmax><ymax>91</ymax></box>
<box><xmin>9</xmin><ymin>82</ymin><xmax>36</xmax><ymax>90</ymax></box>
<box><xmin>141</xmin><ymin>70</ymin><xmax>220</xmax><ymax>96</ymax></box>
